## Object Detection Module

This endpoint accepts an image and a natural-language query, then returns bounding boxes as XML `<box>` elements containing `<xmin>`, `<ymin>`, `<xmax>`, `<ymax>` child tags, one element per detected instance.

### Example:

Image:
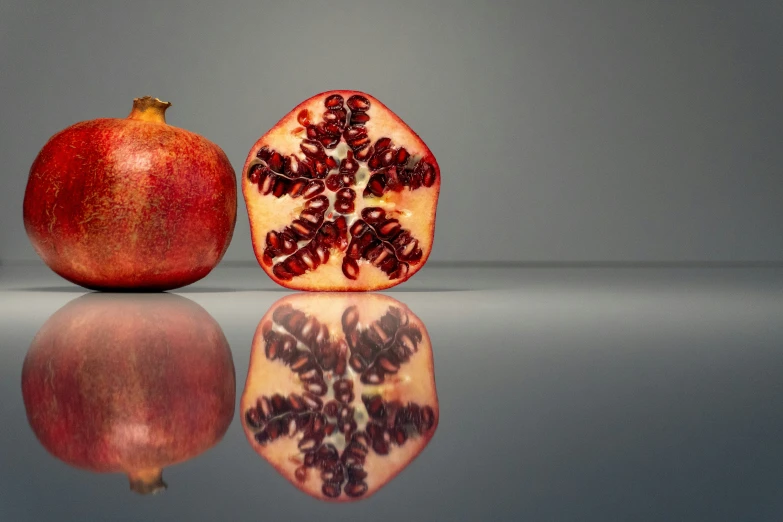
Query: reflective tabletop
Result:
<box><xmin>1</xmin><ymin>264</ymin><xmax>782</xmax><ymax>521</ymax></box>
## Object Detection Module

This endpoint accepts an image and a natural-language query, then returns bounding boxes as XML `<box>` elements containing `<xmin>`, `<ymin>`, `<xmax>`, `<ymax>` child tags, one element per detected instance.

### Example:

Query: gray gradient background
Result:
<box><xmin>2</xmin><ymin>0</ymin><xmax>782</xmax><ymax>265</ymax></box>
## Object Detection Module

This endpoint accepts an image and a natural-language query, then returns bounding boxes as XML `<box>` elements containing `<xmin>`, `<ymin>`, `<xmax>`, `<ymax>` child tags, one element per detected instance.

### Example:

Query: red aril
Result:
<box><xmin>23</xmin><ymin>97</ymin><xmax>237</xmax><ymax>291</ymax></box>
<box><xmin>21</xmin><ymin>293</ymin><xmax>236</xmax><ymax>494</ymax></box>
<box><xmin>241</xmin><ymin>293</ymin><xmax>439</xmax><ymax>501</ymax></box>
<box><xmin>242</xmin><ymin>91</ymin><xmax>440</xmax><ymax>291</ymax></box>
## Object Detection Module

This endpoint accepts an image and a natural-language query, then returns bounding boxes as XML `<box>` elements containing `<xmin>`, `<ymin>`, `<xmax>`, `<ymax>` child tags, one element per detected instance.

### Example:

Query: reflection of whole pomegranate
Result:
<box><xmin>23</xmin><ymin>96</ymin><xmax>237</xmax><ymax>291</ymax></box>
<box><xmin>21</xmin><ymin>293</ymin><xmax>235</xmax><ymax>494</ymax></box>
<box><xmin>242</xmin><ymin>293</ymin><xmax>438</xmax><ymax>501</ymax></box>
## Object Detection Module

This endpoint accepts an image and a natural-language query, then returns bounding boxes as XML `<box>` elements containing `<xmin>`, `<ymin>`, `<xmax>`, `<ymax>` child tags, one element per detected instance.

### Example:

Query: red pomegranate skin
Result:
<box><xmin>21</xmin><ymin>293</ymin><xmax>236</xmax><ymax>494</ymax></box>
<box><xmin>23</xmin><ymin>97</ymin><xmax>237</xmax><ymax>291</ymax></box>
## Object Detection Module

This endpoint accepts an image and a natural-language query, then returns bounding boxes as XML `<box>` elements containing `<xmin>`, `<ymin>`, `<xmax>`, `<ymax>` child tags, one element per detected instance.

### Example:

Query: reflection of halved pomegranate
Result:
<box><xmin>21</xmin><ymin>293</ymin><xmax>235</xmax><ymax>495</ymax></box>
<box><xmin>242</xmin><ymin>91</ymin><xmax>441</xmax><ymax>291</ymax></box>
<box><xmin>241</xmin><ymin>293</ymin><xmax>439</xmax><ymax>501</ymax></box>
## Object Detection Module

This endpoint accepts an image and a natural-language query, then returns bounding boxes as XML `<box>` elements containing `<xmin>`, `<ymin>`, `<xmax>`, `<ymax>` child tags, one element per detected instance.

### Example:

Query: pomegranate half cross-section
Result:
<box><xmin>241</xmin><ymin>293</ymin><xmax>439</xmax><ymax>501</ymax></box>
<box><xmin>242</xmin><ymin>91</ymin><xmax>440</xmax><ymax>291</ymax></box>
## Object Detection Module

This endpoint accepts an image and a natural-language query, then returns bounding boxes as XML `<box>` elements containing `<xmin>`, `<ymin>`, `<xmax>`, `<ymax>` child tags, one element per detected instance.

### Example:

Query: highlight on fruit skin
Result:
<box><xmin>21</xmin><ymin>293</ymin><xmax>236</xmax><ymax>495</ymax></box>
<box><xmin>23</xmin><ymin>96</ymin><xmax>237</xmax><ymax>291</ymax></box>
<box><xmin>241</xmin><ymin>293</ymin><xmax>439</xmax><ymax>502</ymax></box>
<box><xmin>242</xmin><ymin>90</ymin><xmax>441</xmax><ymax>291</ymax></box>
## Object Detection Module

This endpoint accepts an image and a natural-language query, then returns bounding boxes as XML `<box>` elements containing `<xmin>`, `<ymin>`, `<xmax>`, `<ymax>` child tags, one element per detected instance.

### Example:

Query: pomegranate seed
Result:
<box><xmin>389</xmin><ymin>262</ymin><xmax>410</xmax><ymax>280</ymax></box>
<box><xmin>324</xmin><ymin>94</ymin><xmax>344</xmax><ymax>109</ymax></box>
<box><xmin>378</xmin><ymin>219</ymin><xmax>401</xmax><ymax>238</ymax></box>
<box><xmin>305</xmin><ymin>195</ymin><xmax>328</xmax><ymax>210</ymax></box>
<box><xmin>347</xmin><ymin>95</ymin><xmax>370</xmax><ymax>112</ymax></box>
<box><xmin>324</xmin><ymin>122</ymin><xmax>342</xmax><ymax>135</ymax></box>
<box><xmin>350</xmin><ymin>220</ymin><xmax>369</xmax><ymax>237</ymax></box>
<box><xmin>272</xmin><ymin>177</ymin><xmax>288</xmax><ymax>198</ymax></box>
<box><xmin>285</xmin><ymin>255</ymin><xmax>307</xmax><ymax>276</ymax></box>
<box><xmin>288</xmin><ymin>394</ymin><xmax>306</xmax><ymax>412</ymax></box>
<box><xmin>348</xmin><ymin>136</ymin><xmax>371</xmax><ymax>151</ymax></box>
<box><xmin>374</xmin><ymin>137</ymin><xmax>391</xmax><ymax>152</ymax></box>
<box><xmin>381</xmin><ymin>149</ymin><xmax>395</xmax><ymax>167</ymax></box>
<box><xmin>339</xmin><ymin>152</ymin><xmax>359</xmax><ymax>174</ymax></box>
<box><xmin>334</xmin><ymin>201</ymin><xmax>355</xmax><ymax>214</ymax></box>
<box><xmin>288</xmin><ymin>179</ymin><xmax>307</xmax><ymax>198</ymax></box>
<box><xmin>313</xmin><ymin>160</ymin><xmax>328</xmax><ymax>178</ymax></box>
<box><xmin>345</xmin><ymin>481</ymin><xmax>368</xmax><ymax>498</ymax></box>
<box><xmin>302</xmin><ymin>180</ymin><xmax>325</xmax><ymax>199</ymax></box>
<box><xmin>343</xmin><ymin>125</ymin><xmax>367</xmax><ymax>140</ymax></box>
<box><xmin>300</xmin><ymin>139</ymin><xmax>326</xmax><ymax>159</ymax></box>
<box><xmin>302</xmin><ymin>393</ymin><xmax>323</xmax><ymax>410</ymax></box>
<box><xmin>364</xmin><ymin>174</ymin><xmax>386</xmax><ymax>197</ymax></box>
<box><xmin>291</xmin><ymin>220</ymin><xmax>314</xmax><ymax>240</ymax></box>
<box><xmin>346</xmin><ymin>241</ymin><xmax>361</xmax><ymax>260</ymax></box>
<box><xmin>248</xmin><ymin>164</ymin><xmax>262</xmax><ymax>183</ymax></box>
<box><xmin>350</xmin><ymin>112</ymin><xmax>370</xmax><ymax>124</ymax></box>
<box><xmin>259</xmin><ymin>170</ymin><xmax>274</xmax><ymax>195</ymax></box>
<box><xmin>280</xmin><ymin>234</ymin><xmax>297</xmax><ymax>254</ymax></box>
<box><xmin>322</xmin><ymin>109</ymin><xmax>347</xmax><ymax>125</ymax></box>
<box><xmin>319</xmin><ymin>135</ymin><xmax>340</xmax><ymax>149</ymax></box>
<box><xmin>268</xmin><ymin>151</ymin><xmax>284</xmax><ymax>172</ymax></box>
<box><xmin>285</xmin><ymin>154</ymin><xmax>302</xmax><ymax>176</ymax></box>
<box><xmin>322</xmin><ymin>482</ymin><xmax>341</xmax><ymax>498</ymax></box>
<box><xmin>266</xmin><ymin>231</ymin><xmax>280</xmax><ymax>249</ymax></box>
<box><xmin>419</xmin><ymin>406</ymin><xmax>435</xmax><ymax>432</ymax></box>
<box><xmin>273</xmin><ymin>263</ymin><xmax>293</xmax><ymax>281</ymax></box>
<box><xmin>342</xmin><ymin>258</ymin><xmax>360</xmax><ymax>280</ymax></box>
<box><xmin>297</xmin><ymin>109</ymin><xmax>311</xmax><ymax>126</ymax></box>
<box><xmin>300</xmin><ymin>209</ymin><xmax>324</xmax><ymax>225</ymax></box>
<box><xmin>325</xmin><ymin>174</ymin><xmax>342</xmax><ymax>192</ymax></box>
<box><xmin>336</xmin><ymin>187</ymin><xmax>356</xmax><ymax>201</ymax></box>
<box><xmin>378</xmin><ymin>354</ymin><xmax>400</xmax><ymax>373</ymax></box>
<box><xmin>355</xmin><ymin>144</ymin><xmax>374</xmax><ymax>161</ymax></box>
<box><xmin>361</xmin><ymin>207</ymin><xmax>385</xmax><ymax>224</ymax></box>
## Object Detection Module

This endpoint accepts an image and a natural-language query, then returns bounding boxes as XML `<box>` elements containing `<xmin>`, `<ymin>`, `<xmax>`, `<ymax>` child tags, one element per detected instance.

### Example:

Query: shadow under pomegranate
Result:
<box><xmin>241</xmin><ymin>293</ymin><xmax>439</xmax><ymax>501</ymax></box>
<box><xmin>21</xmin><ymin>293</ymin><xmax>236</xmax><ymax>494</ymax></box>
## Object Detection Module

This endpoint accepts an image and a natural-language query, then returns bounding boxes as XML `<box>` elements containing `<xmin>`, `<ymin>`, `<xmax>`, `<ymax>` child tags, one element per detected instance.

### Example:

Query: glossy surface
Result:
<box><xmin>1</xmin><ymin>264</ymin><xmax>783</xmax><ymax>520</ymax></box>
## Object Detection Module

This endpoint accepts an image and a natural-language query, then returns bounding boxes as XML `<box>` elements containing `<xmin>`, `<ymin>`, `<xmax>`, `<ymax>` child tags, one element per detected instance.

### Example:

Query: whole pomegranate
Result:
<box><xmin>241</xmin><ymin>293</ymin><xmax>439</xmax><ymax>501</ymax></box>
<box><xmin>242</xmin><ymin>91</ymin><xmax>441</xmax><ymax>291</ymax></box>
<box><xmin>21</xmin><ymin>293</ymin><xmax>236</xmax><ymax>494</ymax></box>
<box><xmin>23</xmin><ymin>96</ymin><xmax>237</xmax><ymax>291</ymax></box>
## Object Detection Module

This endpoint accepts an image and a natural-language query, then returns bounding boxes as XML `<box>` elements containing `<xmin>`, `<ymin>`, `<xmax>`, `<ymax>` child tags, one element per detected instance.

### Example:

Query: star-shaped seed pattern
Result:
<box><xmin>246</xmin><ymin>94</ymin><xmax>437</xmax><ymax>283</ymax></box>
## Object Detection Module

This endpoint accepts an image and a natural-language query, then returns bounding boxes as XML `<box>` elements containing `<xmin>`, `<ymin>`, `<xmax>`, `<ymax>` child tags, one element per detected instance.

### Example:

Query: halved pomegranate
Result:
<box><xmin>240</xmin><ymin>293</ymin><xmax>439</xmax><ymax>501</ymax></box>
<box><xmin>241</xmin><ymin>91</ymin><xmax>440</xmax><ymax>291</ymax></box>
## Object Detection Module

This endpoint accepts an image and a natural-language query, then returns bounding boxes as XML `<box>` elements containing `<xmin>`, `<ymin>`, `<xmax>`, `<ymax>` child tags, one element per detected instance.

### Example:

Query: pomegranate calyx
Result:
<box><xmin>128</xmin><ymin>96</ymin><xmax>171</xmax><ymax>124</ymax></box>
<box><xmin>128</xmin><ymin>467</ymin><xmax>168</xmax><ymax>495</ymax></box>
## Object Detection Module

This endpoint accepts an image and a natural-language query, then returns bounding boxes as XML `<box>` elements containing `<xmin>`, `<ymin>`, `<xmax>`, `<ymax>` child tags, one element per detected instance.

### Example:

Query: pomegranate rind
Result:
<box><xmin>240</xmin><ymin>293</ymin><xmax>439</xmax><ymax>502</ymax></box>
<box><xmin>242</xmin><ymin>90</ymin><xmax>441</xmax><ymax>291</ymax></box>
<box><xmin>23</xmin><ymin>108</ymin><xmax>237</xmax><ymax>291</ymax></box>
